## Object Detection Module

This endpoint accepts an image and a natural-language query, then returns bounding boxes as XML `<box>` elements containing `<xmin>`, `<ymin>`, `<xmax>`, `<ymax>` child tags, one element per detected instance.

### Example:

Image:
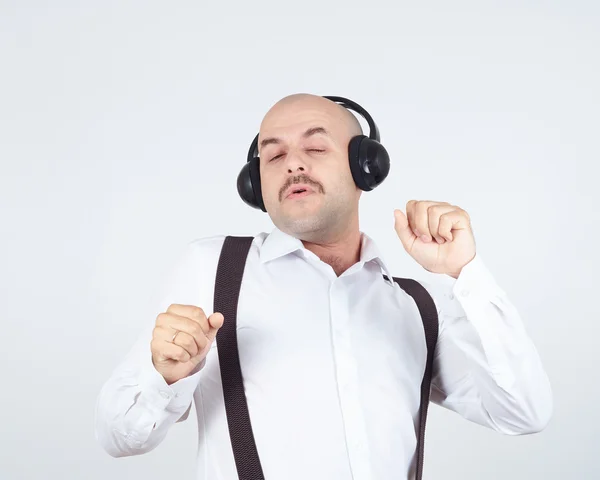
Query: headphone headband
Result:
<box><xmin>322</xmin><ymin>96</ymin><xmax>380</xmax><ymax>142</ymax></box>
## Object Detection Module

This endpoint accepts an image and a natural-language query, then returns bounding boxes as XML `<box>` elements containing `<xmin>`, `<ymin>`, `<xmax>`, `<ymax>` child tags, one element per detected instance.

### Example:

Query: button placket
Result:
<box><xmin>329</xmin><ymin>279</ymin><xmax>372</xmax><ymax>480</ymax></box>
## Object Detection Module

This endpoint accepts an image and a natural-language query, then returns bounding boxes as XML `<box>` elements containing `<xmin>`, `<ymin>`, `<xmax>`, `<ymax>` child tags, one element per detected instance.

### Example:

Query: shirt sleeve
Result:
<box><xmin>424</xmin><ymin>253</ymin><xmax>553</xmax><ymax>435</ymax></box>
<box><xmin>94</xmin><ymin>239</ymin><xmax>218</xmax><ymax>457</ymax></box>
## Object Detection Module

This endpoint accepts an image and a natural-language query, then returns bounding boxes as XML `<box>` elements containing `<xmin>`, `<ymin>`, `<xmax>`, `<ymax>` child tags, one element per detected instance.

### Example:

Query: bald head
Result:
<box><xmin>259</xmin><ymin>94</ymin><xmax>363</xmax><ymax>150</ymax></box>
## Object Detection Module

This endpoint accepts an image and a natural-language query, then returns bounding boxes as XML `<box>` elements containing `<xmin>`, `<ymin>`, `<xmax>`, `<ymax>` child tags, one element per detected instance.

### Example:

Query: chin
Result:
<box><xmin>277</xmin><ymin>209</ymin><xmax>342</xmax><ymax>240</ymax></box>
<box><xmin>269</xmin><ymin>192</ymin><xmax>352</xmax><ymax>234</ymax></box>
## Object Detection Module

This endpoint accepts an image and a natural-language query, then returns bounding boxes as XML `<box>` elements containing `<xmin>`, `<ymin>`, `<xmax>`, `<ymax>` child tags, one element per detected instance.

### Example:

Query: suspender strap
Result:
<box><xmin>391</xmin><ymin>277</ymin><xmax>439</xmax><ymax>480</ymax></box>
<box><xmin>215</xmin><ymin>236</ymin><xmax>264</xmax><ymax>480</ymax></box>
<box><xmin>215</xmin><ymin>236</ymin><xmax>439</xmax><ymax>480</ymax></box>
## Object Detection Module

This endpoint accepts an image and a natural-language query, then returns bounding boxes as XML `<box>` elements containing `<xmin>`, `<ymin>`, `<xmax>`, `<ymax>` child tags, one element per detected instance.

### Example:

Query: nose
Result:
<box><xmin>283</xmin><ymin>149</ymin><xmax>309</xmax><ymax>174</ymax></box>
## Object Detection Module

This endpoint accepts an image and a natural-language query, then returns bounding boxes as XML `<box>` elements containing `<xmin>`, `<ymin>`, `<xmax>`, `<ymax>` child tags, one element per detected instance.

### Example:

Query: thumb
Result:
<box><xmin>394</xmin><ymin>209</ymin><xmax>416</xmax><ymax>250</ymax></box>
<box><xmin>206</xmin><ymin>312</ymin><xmax>224</xmax><ymax>341</ymax></box>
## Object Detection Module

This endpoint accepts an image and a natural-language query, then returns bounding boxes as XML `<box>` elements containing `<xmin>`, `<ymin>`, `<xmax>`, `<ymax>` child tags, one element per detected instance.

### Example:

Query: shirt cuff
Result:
<box><xmin>137</xmin><ymin>356</ymin><xmax>205</xmax><ymax>413</ymax></box>
<box><xmin>452</xmin><ymin>253</ymin><xmax>506</xmax><ymax>301</ymax></box>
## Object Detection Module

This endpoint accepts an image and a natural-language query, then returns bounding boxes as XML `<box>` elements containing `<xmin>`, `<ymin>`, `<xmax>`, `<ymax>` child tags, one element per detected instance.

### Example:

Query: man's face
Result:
<box><xmin>258</xmin><ymin>96</ymin><xmax>362</xmax><ymax>241</ymax></box>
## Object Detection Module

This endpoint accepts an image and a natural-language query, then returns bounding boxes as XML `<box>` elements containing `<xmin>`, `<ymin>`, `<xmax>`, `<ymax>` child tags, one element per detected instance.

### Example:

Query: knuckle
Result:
<box><xmin>188</xmin><ymin>306</ymin><xmax>205</xmax><ymax>320</ymax></box>
<box><xmin>182</xmin><ymin>335</ymin><xmax>197</xmax><ymax>352</ymax></box>
<box><xmin>150</xmin><ymin>337</ymin><xmax>161</xmax><ymax>353</ymax></box>
<box><xmin>180</xmin><ymin>349</ymin><xmax>191</xmax><ymax>361</ymax></box>
<box><xmin>166</xmin><ymin>303</ymin><xmax>179</xmax><ymax>313</ymax></box>
<box><xmin>189</xmin><ymin>321</ymin><xmax>203</xmax><ymax>338</ymax></box>
<box><xmin>428</xmin><ymin>205</ymin><xmax>441</xmax><ymax>215</ymax></box>
<box><xmin>151</xmin><ymin>326</ymin><xmax>160</xmax><ymax>340</ymax></box>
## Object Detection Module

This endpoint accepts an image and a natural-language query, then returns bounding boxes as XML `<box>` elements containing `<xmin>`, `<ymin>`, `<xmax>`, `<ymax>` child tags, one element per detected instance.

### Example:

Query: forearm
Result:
<box><xmin>434</xmin><ymin>300</ymin><xmax>552</xmax><ymax>434</ymax></box>
<box><xmin>94</xmin><ymin>336</ymin><xmax>203</xmax><ymax>457</ymax></box>
<box><xmin>431</xmin><ymin>255</ymin><xmax>553</xmax><ymax>434</ymax></box>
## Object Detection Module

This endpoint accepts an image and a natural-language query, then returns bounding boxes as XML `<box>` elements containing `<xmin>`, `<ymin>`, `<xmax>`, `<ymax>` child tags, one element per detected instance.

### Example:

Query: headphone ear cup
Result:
<box><xmin>348</xmin><ymin>136</ymin><xmax>391</xmax><ymax>191</ymax></box>
<box><xmin>237</xmin><ymin>157</ymin><xmax>266</xmax><ymax>211</ymax></box>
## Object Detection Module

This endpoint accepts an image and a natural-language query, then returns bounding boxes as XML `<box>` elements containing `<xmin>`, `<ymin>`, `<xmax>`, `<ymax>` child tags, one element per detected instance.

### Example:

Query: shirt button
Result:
<box><xmin>460</xmin><ymin>288</ymin><xmax>470</xmax><ymax>297</ymax></box>
<box><xmin>160</xmin><ymin>391</ymin><xmax>171</xmax><ymax>400</ymax></box>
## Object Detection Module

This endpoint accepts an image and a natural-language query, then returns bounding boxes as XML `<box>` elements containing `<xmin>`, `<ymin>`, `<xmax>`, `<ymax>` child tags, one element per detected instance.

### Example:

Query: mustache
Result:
<box><xmin>279</xmin><ymin>175</ymin><xmax>324</xmax><ymax>201</ymax></box>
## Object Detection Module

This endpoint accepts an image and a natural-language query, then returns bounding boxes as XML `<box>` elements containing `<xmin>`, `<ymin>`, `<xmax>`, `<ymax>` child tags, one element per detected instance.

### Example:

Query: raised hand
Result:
<box><xmin>394</xmin><ymin>200</ymin><xmax>476</xmax><ymax>278</ymax></box>
<box><xmin>151</xmin><ymin>304</ymin><xmax>224</xmax><ymax>385</ymax></box>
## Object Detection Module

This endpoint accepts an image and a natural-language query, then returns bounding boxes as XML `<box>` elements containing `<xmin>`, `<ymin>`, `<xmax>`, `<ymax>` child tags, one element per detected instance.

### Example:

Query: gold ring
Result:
<box><xmin>171</xmin><ymin>330</ymin><xmax>180</xmax><ymax>343</ymax></box>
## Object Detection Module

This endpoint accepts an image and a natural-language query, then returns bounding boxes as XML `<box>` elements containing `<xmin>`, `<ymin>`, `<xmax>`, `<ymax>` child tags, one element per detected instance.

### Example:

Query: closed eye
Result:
<box><xmin>268</xmin><ymin>149</ymin><xmax>325</xmax><ymax>162</ymax></box>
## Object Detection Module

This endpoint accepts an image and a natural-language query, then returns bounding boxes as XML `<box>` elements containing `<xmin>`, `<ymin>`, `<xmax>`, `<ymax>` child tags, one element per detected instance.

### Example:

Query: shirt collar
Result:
<box><xmin>259</xmin><ymin>227</ymin><xmax>395</xmax><ymax>284</ymax></box>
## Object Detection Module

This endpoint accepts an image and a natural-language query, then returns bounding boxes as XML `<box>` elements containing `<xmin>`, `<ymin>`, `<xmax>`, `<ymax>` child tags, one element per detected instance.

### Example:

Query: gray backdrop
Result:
<box><xmin>1</xmin><ymin>1</ymin><xmax>598</xmax><ymax>479</ymax></box>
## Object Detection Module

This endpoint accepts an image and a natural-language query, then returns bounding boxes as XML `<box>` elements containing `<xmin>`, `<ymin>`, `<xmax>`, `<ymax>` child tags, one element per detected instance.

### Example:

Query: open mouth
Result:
<box><xmin>286</xmin><ymin>187</ymin><xmax>313</xmax><ymax>199</ymax></box>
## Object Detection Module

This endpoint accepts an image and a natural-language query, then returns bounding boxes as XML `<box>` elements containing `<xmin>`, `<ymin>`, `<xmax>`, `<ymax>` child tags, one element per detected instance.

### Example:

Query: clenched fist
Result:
<box><xmin>151</xmin><ymin>304</ymin><xmax>224</xmax><ymax>385</ymax></box>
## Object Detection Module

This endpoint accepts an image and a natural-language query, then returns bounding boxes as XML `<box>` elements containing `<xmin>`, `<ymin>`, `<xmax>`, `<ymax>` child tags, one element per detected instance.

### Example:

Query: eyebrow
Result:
<box><xmin>259</xmin><ymin>126</ymin><xmax>330</xmax><ymax>150</ymax></box>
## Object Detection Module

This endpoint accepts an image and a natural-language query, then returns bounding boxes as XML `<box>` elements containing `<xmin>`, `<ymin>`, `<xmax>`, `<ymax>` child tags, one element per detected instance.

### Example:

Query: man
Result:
<box><xmin>95</xmin><ymin>94</ymin><xmax>552</xmax><ymax>479</ymax></box>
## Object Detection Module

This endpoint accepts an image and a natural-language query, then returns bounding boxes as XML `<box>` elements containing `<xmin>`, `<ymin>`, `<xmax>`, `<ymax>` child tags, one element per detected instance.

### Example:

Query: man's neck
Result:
<box><xmin>301</xmin><ymin>224</ymin><xmax>362</xmax><ymax>277</ymax></box>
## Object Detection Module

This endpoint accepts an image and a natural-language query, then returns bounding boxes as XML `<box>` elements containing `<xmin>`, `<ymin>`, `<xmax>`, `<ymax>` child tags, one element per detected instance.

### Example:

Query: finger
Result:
<box><xmin>154</xmin><ymin>325</ymin><xmax>203</xmax><ymax>358</ymax></box>
<box><xmin>405</xmin><ymin>200</ymin><xmax>419</xmax><ymax>237</ymax></box>
<box><xmin>166</xmin><ymin>304</ymin><xmax>210</xmax><ymax>334</ymax></box>
<box><xmin>156</xmin><ymin>313</ymin><xmax>208</xmax><ymax>352</ymax></box>
<box><xmin>171</xmin><ymin>330</ymin><xmax>200</xmax><ymax>357</ymax></box>
<box><xmin>427</xmin><ymin>204</ymin><xmax>456</xmax><ymax>243</ymax></box>
<box><xmin>438</xmin><ymin>210</ymin><xmax>469</xmax><ymax>242</ymax></box>
<box><xmin>394</xmin><ymin>209</ymin><xmax>417</xmax><ymax>250</ymax></box>
<box><xmin>411</xmin><ymin>201</ymin><xmax>440</xmax><ymax>242</ymax></box>
<box><xmin>206</xmin><ymin>312</ymin><xmax>224</xmax><ymax>342</ymax></box>
<box><xmin>152</xmin><ymin>338</ymin><xmax>191</xmax><ymax>363</ymax></box>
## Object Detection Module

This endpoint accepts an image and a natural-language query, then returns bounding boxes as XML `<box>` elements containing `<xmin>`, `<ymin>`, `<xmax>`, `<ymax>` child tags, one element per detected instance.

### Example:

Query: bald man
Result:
<box><xmin>95</xmin><ymin>94</ymin><xmax>552</xmax><ymax>480</ymax></box>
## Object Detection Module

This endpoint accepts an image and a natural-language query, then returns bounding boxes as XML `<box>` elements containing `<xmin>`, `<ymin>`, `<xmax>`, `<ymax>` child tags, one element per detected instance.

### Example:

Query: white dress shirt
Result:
<box><xmin>95</xmin><ymin>227</ymin><xmax>552</xmax><ymax>480</ymax></box>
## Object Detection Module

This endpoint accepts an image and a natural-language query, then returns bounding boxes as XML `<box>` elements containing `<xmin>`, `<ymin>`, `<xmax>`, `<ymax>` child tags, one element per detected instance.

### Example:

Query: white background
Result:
<box><xmin>1</xmin><ymin>1</ymin><xmax>598</xmax><ymax>478</ymax></box>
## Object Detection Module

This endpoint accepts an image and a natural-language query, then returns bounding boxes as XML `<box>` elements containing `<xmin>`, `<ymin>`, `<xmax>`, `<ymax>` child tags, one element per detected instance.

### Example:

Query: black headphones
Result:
<box><xmin>237</xmin><ymin>95</ymin><xmax>390</xmax><ymax>212</ymax></box>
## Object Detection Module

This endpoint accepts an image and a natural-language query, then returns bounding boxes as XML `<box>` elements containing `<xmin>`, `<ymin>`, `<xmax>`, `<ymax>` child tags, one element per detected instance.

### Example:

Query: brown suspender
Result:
<box><xmin>214</xmin><ymin>236</ymin><xmax>439</xmax><ymax>480</ymax></box>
